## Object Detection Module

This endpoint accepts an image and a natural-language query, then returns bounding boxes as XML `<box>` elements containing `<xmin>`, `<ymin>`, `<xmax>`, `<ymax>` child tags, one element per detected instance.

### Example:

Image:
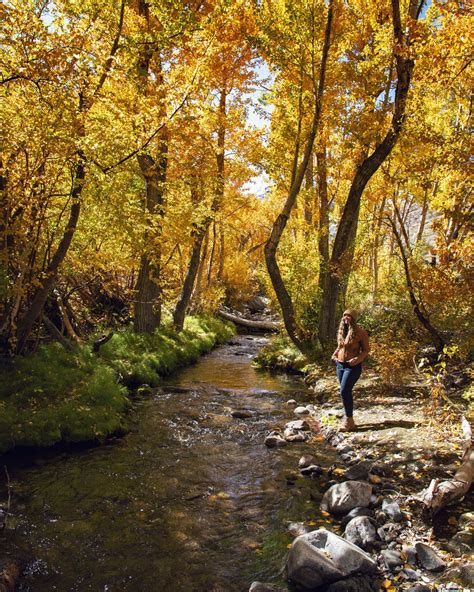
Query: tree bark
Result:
<box><xmin>173</xmin><ymin>220</ymin><xmax>208</xmax><ymax>331</ymax></box>
<box><xmin>133</xmin><ymin>149</ymin><xmax>168</xmax><ymax>333</ymax></box>
<box><xmin>264</xmin><ymin>1</ymin><xmax>333</xmax><ymax>354</ymax></box>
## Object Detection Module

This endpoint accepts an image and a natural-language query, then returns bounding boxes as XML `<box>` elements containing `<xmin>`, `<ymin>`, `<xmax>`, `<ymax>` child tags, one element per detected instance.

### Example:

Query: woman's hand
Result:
<box><xmin>348</xmin><ymin>357</ymin><xmax>358</xmax><ymax>366</ymax></box>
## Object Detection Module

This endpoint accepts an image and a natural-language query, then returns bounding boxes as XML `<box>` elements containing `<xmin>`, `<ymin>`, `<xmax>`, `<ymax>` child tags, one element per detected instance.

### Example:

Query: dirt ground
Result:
<box><xmin>309</xmin><ymin>368</ymin><xmax>473</xmax><ymax>591</ymax></box>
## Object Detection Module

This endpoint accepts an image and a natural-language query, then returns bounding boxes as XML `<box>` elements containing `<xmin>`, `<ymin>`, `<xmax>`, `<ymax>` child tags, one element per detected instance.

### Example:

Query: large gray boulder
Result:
<box><xmin>286</xmin><ymin>529</ymin><xmax>377</xmax><ymax>590</ymax></box>
<box><xmin>321</xmin><ymin>481</ymin><xmax>373</xmax><ymax>514</ymax></box>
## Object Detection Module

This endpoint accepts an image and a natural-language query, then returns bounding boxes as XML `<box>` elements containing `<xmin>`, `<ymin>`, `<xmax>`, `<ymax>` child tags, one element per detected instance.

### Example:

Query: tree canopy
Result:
<box><xmin>1</xmin><ymin>0</ymin><xmax>472</xmax><ymax>363</ymax></box>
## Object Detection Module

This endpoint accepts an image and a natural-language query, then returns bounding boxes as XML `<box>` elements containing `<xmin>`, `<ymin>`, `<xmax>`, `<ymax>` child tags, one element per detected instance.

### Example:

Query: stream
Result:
<box><xmin>2</xmin><ymin>335</ymin><xmax>338</xmax><ymax>592</ymax></box>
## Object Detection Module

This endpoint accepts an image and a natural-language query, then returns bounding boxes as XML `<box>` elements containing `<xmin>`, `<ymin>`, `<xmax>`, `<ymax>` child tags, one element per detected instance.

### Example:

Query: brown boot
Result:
<box><xmin>339</xmin><ymin>417</ymin><xmax>356</xmax><ymax>432</ymax></box>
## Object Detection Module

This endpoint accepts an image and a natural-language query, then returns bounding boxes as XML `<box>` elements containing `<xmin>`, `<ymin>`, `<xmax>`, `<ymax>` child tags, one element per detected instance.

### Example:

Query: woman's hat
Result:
<box><xmin>343</xmin><ymin>308</ymin><xmax>358</xmax><ymax>321</ymax></box>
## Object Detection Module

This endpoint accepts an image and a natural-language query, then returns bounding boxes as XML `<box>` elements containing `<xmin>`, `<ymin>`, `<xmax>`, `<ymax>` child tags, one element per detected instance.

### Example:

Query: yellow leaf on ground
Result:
<box><xmin>368</xmin><ymin>473</ymin><xmax>382</xmax><ymax>484</ymax></box>
<box><xmin>332</xmin><ymin>467</ymin><xmax>345</xmax><ymax>476</ymax></box>
<box><xmin>307</xmin><ymin>520</ymin><xmax>317</xmax><ymax>526</ymax></box>
<box><xmin>382</xmin><ymin>580</ymin><xmax>393</xmax><ymax>589</ymax></box>
<box><xmin>321</xmin><ymin>511</ymin><xmax>331</xmax><ymax>517</ymax></box>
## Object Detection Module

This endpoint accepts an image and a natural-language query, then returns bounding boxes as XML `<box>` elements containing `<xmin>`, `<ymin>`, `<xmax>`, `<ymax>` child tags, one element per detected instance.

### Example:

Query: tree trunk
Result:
<box><xmin>16</xmin><ymin>152</ymin><xmax>85</xmax><ymax>352</ymax></box>
<box><xmin>173</xmin><ymin>221</ymin><xmax>208</xmax><ymax>331</ymax></box>
<box><xmin>372</xmin><ymin>196</ymin><xmax>386</xmax><ymax>303</ymax></box>
<box><xmin>389</xmin><ymin>213</ymin><xmax>445</xmax><ymax>351</ymax></box>
<box><xmin>318</xmin><ymin>0</ymin><xmax>418</xmax><ymax>347</ymax></box>
<box><xmin>133</xmin><ymin>3</ymin><xmax>168</xmax><ymax>333</ymax></box>
<box><xmin>264</xmin><ymin>1</ymin><xmax>333</xmax><ymax>354</ymax></box>
<box><xmin>192</xmin><ymin>227</ymin><xmax>209</xmax><ymax>308</ymax></box>
<box><xmin>133</xmin><ymin>149</ymin><xmax>167</xmax><ymax>333</ymax></box>
<box><xmin>304</xmin><ymin>151</ymin><xmax>314</xmax><ymax>225</ymax></box>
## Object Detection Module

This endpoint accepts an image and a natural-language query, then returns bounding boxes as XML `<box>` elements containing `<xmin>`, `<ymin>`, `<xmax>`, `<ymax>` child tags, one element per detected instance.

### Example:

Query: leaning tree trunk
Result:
<box><xmin>264</xmin><ymin>1</ymin><xmax>333</xmax><ymax>355</ymax></box>
<box><xmin>175</xmin><ymin>84</ymin><xmax>227</xmax><ymax>326</ymax></box>
<box><xmin>173</xmin><ymin>220</ymin><xmax>208</xmax><ymax>331</ymax></box>
<box><xmin>15</xmin><ymin>152</ymin><xmax>85</xmax><ymax>353</ymax></box>
<box><xmin>318</xmin><ymin>0</ymin><xmax>419</xmax><ymax>347</ymax></box>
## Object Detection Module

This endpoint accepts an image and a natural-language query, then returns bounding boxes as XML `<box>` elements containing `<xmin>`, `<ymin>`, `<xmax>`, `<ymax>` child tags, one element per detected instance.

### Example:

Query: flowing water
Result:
<box><xmin>2</xmin><ymin>335</ymin><xmax>338</xmax><ymax>592</ymax></box>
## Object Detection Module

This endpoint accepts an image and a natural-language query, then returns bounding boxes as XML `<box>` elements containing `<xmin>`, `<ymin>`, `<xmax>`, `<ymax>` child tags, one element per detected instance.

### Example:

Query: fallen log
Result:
<box><xmin>217</xmin><ymin>309</ymin><xmax>279</xmax><ymax>332</ymax></box>
<box><xmin>92</xmin><ymin>331</ymin><xmax>114</xmax><ymax>353</ymax></box>
<box><xmin>417</xmin><ymin>416</ymin><xmax>473</xmax><ymax>515</ymax></box>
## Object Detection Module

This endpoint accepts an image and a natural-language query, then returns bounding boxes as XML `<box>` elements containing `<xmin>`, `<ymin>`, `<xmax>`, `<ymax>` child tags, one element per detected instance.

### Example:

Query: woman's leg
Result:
<box><xmin>339</xmin><ymin>364</ymin><xmax>362</xmax><ymax>418</ymax></box>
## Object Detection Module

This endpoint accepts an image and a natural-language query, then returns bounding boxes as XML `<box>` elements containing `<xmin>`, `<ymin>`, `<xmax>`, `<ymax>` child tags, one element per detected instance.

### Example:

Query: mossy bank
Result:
<box><xmin>0</xmin><ymin>316</ymin><xmax>235</xmax><ymax>454</ymax></box>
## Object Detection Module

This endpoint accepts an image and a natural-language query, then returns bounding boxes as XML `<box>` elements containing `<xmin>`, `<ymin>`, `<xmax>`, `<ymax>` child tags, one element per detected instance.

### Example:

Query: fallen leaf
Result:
<box><xmin>381</xmin><ymin>580</ymin><xmax>393</xmax><ymax>589</ymax></box>
<box><xmin>368</xmin><ymin>473</ymin><xmax>382</xmax><ymax>484</ymax></box>
<box><xmin>332</xmin><ymin>467</ymin><xmax>345</xmax><ymax>476</ymax></box>
<box><xmin>448</xmin><ymin>516</ymin><xmax>458</xmax><ymax>526</ymax></box>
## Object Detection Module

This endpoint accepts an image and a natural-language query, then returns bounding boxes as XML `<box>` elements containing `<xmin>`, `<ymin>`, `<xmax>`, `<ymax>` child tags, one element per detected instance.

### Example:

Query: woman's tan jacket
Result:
<box><xmin>333</xmin><ymin>325</ymin><xmax>370</xmax><ymax>365</ymax></box>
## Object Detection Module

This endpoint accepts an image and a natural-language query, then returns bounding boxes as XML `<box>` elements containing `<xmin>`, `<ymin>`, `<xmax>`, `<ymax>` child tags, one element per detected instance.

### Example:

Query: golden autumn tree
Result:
<box><xmin>256</xmin><ymin>0</ymin><xmax>426</xmax><ymax>355</ymax></box>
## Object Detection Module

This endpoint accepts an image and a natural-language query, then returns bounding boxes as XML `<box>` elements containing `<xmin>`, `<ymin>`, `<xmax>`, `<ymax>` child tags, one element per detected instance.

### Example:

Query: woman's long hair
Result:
<box><xmin>337</xmin><ymin>315</ymin><xmax>357</xmax><ymax>348</ymax></box>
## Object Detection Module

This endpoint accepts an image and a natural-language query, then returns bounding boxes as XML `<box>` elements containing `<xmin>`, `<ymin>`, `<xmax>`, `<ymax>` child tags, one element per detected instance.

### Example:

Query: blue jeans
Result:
<box><xmin>336</xmin><ymin>362</ymin><xmax>362</xmax><ymax>418</ymax></box>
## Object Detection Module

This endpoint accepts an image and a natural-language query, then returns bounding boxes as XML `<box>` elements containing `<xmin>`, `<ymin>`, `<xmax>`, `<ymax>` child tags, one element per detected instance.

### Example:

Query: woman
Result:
<box><xmin>331</xmin><ymin>309</ymin><xmax>369</xmax><ymax>431</ymax></box>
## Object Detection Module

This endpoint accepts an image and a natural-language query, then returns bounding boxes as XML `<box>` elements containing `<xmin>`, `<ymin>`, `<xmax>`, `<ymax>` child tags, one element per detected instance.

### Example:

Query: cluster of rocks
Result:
<box><xmin>264</xmin><ymin>401</ymin><xmax>318</xmax><ymax>448</ymax></box>
<box><xmin>252</xmin><ymin>402</ymin><xmax>473</xmax><ymax>592</ymax></box>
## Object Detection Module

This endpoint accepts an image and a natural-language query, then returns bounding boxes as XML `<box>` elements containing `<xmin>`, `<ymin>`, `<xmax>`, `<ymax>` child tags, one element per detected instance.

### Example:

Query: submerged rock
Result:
<box><xmin>300</xmin><ymin>465</ymin><xmax>324</xmax><ymax>478</ymax></box>
<box><xmin>287</xmin><ymin>522</ymin><xmax>309</xmax><ymax>537</ymax></box>
<box><xmin>344</xmin><ymin>461</ymin><xmax>372</xmax><ymax>481</ymax></box>
<box><xmin>294</xmin><ymin>406</ymin><xmax>310</xmax><ymax>416</ymax></box>
<box><xmin>286</xmin><ymin>529</ymin><xmax>377</xmax><ymax>590</ymax></box>
<box><xmin>321</xmin><ymin>481</ymin><xmax>373</xmax><ymax>514</ymax></box>
<box><xmin>447</xmin><ymin>529</ymin><xmax>474</xmax><ymax>555</ymax></box>
<box><xmin>299</xmin><ymin>455</ymin><xmax>316</xmax><ymax>468</ymax></box>
<box><xmin>264</xmin><ymin>433</ymin><xmax>287</xmax><ymax>448</ymax></box>
<box><xmin>285</xmin><ymin>420</ymin><xmax>310</xmax><ymax>431</ymax></box>
<box><xmin>231</xmin><ymin>409</ymin><xmax>253</xmax><ymax>419</ymax></box>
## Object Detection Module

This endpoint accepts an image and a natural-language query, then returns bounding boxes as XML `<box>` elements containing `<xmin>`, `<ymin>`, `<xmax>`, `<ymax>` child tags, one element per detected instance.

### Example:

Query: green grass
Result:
<box><xmin>0</xmin><ymin>344</ymin><xmax>129</xmax><ymax>453</ymax></box>
<box><xmin>98</xmin><ymin>316</ymin><xmax>235</xmax><ymax>388</ymax></box>
<box><xmin>0</xmin><ymin>316</ymin><xmax>235</xmax><ymax>454</ymax></box>
<box><xmin>253</xmin><ymin>334</ymin><xmax>308</xmax><ymax>373</ymax></box>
